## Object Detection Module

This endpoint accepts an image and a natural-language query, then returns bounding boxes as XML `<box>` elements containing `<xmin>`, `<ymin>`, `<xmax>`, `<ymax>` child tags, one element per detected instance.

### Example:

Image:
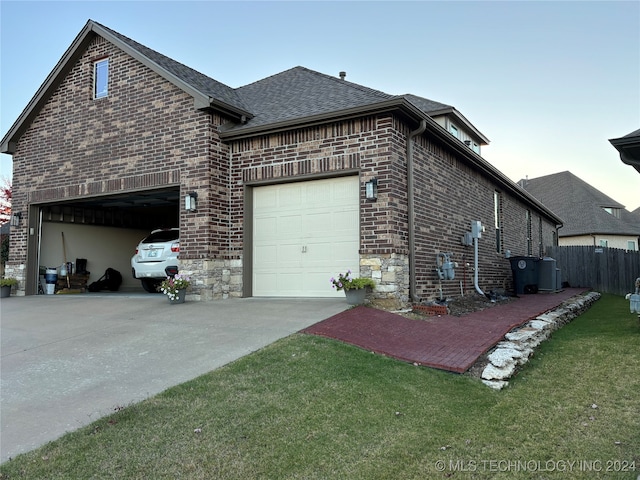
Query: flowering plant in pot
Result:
<box><xmin>330</xmin><ymin>270</ymin><xmax>375</xmax><ymax>305</ymax></box>
<box><xmin>159</xmin><ymin>274</ymin><xmax>191</xmax><ymax>303</ymax></box>
<box><xmin>330</xmin><ymin>270</ymin><xmax>375</xmax><ymax>291</ymax></box>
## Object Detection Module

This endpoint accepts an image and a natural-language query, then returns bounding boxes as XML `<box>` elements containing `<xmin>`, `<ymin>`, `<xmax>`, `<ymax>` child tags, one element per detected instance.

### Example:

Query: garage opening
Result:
<box><xmin>32</xmin><ymin>188</ymin><xmax>179</xmax><ymax>294</ymax></box>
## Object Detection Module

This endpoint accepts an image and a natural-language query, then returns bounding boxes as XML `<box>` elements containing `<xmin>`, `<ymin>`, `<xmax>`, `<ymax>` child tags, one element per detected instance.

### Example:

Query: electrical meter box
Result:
<box><xmin>471</xmin><ymin>221</ymin><xmax>482</xmax><ymax>239</ymax></box>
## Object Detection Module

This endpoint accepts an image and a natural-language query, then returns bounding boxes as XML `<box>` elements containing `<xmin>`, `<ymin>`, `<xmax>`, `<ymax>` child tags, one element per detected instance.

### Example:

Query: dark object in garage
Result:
<box><xmin>75</xmin><ymin>258</ymin><xmax>89</xmax><ymax>275</ymax></box>
<box><xmin>88</xmin><ymin>268</ymin><xmax>123</xmax><ymax>292</ymax></box>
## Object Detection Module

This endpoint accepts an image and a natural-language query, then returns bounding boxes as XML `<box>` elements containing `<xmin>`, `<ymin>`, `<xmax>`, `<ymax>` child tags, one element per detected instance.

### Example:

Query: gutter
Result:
<box><xmin>407</xmin><ymin>119</ymin><xmax>427</xmax><ymax>303</ymax></box>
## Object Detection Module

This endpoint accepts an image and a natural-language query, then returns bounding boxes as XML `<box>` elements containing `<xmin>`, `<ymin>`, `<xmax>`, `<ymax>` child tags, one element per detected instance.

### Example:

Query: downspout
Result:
<box><xmin>407</xmin><ymin>119</ymin><xmax>427</xmax><ymax>303</ymax></box>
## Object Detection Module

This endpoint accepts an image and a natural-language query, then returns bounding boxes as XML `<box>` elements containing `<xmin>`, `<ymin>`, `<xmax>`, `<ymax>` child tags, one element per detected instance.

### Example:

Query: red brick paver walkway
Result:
<box><xmin>302</xmin><ymin>288</ymin><xmax>588</xmax><ymax>373</ymax></box>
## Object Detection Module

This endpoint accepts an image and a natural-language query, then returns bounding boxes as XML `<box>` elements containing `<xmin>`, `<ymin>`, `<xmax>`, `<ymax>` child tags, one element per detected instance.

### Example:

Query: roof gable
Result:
<box><xmin>1</xmin><ymin>19</ymin><xmax>252</xmax><ymax>153</ymax></box>
<box><xmin>92</xmin><ymin>22</ymin><xmax>251</xmax><ymax>116</ymax></box>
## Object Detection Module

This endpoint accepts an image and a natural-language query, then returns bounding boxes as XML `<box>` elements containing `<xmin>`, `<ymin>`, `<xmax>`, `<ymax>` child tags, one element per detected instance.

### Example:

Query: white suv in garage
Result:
<box><xmin>131</xmin><ymin>228</ymin><xmax>179</xmax><ymax>293</ymax></box>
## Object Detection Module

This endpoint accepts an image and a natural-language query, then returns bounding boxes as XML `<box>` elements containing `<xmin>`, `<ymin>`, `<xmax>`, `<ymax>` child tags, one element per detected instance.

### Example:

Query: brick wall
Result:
<box><xmin>8</xmin><ymin>35</ymin><xmax>228</xmax><ymax>296</ymax></box>
<box><xmin>228</xmin><ymin>113</ymin><xmax>558</xmax><ymax>303</ymax></box>
<box><xmin>409</xmin><ymin>127</ymin><xmax>558</xmax><ymax>300</ymax></box>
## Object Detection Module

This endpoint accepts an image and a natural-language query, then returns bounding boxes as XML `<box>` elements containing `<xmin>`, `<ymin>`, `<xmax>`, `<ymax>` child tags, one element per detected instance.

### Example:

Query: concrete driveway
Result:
<box><xmin>0</xmin><ymin>293</ymin><xmax>348</xmax><ymax>462</ymax></box>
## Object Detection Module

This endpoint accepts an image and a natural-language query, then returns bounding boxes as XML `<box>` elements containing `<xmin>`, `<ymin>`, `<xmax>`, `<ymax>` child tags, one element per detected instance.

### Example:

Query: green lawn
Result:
<box><xmin>1</xmin><ymin>293</ymin><xmax>639</xmax><ymax>479</ymax></box>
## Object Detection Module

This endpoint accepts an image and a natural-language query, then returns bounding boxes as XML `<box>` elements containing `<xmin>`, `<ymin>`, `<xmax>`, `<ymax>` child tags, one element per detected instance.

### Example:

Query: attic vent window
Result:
<box><xmin>94</xmin><ymin>58</ymin><xmax>109</xmax><ymax>99</ymax></box>
<box><xmin>602</xmin><ymin>207</ymin><xmax>621</xmax><ymax>218</ymax></box>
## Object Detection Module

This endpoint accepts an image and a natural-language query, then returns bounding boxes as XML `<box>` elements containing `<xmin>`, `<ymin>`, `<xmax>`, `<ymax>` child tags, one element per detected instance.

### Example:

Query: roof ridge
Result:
<box><xmin>299</xmin><ymin>67</ymin><xmax>393</xmax><ymax>99</ymax></box>
<box><xmin>237</xmin><ymin>66</ymin><xmax>392</xmax><ymax>101</ymax></box>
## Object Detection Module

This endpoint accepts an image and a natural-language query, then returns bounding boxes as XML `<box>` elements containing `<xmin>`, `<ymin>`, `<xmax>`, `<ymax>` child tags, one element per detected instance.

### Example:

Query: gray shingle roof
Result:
<box><xmin>404</xmin><ymin>94</ymin><xmax>452</xmax><ymax>114</ymax></box>
<box><xmin>521</xmin><ymin>171</ymin><xmax>640</xmax><ymax>236</ymax></box>
<box><xmin>222</xmin><ymin>67</ymin><xmax>395</xmax><ymax>132</ymax></box>
<box><xmin>218</xmin><ymin>67</ymin><xmax>457</xmax><ymax>135</ymax></box>
<box><xmin>97</xmin><ymin>20</ymin><xmax>458</xmax><ymax>135</ymax></box>
<box><xmin>96</xmin><ymin>21</ymin><xmax>460</xmax><ymax>135</ymax></box>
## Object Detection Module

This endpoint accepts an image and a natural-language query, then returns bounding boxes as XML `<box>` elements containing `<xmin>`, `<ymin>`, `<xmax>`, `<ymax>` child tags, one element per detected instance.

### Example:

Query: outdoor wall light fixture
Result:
<box><xmin>10</xmin><ymin>212</ymin><xmax>22</xmax><ymax>227</ymax></box>
<box><xmin>185</xmin><ymin>192</ymin><xmax>198</xmax><ymax>212</ymax></box>
<box><xmin>365</xmin><ymin>178</ymin><xmax>378</xmax><ymax>201</ymax></box>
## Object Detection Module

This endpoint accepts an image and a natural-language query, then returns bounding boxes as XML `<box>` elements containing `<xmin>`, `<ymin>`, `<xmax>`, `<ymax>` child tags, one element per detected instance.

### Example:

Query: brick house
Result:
<box><xmin>1</xmin><ymin>20</ymin><xmax>561</xmax><ymax>305</ymax></box>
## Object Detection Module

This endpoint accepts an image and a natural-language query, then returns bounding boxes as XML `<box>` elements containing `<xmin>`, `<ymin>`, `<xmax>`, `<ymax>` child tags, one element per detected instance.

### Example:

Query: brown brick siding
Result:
<box><xmin>228</xmin><ymin>112</ymin><xmax>557</xmax><ymax>302</ymax></box>
<box><xmin>9</xmin><ymin>35</ymin><xmax>230</xmax><ymax>277</ymax></box>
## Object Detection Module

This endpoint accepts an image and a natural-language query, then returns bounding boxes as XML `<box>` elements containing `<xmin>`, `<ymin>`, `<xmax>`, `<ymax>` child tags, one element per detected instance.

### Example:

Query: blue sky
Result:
<box><xmin>1</xmin><ymin>0</ymin><xmax>639</xmax><ymax>210</ymax></box>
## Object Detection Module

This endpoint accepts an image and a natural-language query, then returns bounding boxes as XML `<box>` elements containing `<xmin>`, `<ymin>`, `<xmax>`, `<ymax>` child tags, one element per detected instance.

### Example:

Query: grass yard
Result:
<box><xmin>1</xmin><ymin>293</ymin><xmax>638</xmax><ymax>479</ymax></box>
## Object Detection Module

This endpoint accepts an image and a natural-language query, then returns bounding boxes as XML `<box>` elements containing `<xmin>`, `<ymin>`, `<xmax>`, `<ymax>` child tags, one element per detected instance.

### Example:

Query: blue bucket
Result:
<box><xmin>45</xmin><ymin>268</ymin><xmax>57</xmax><ymax>294</ymax></box>
<box><xmin>45</xmin><ymin>268</ymin><xmax>58</xmax><ymax>284</ymax></box>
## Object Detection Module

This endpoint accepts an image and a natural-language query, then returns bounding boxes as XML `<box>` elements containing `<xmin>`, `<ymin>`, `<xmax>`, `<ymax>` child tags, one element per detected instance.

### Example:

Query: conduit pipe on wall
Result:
<box><xmin>407</xmin><ymin>119</ymin><xmax>427</xmax><ymax>303</ymax></box>
<box><xmin>474</xmin><ymin>236</ymin><xmax>485</xmax><ymax>296</ymax></box>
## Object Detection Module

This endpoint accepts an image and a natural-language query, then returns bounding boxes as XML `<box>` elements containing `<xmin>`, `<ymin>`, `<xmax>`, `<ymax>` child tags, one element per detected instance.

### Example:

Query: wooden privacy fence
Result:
<box><xmin>545</xmin><ymin>245</ymin><xmax>640</xmax><ymax>296</ymax></box>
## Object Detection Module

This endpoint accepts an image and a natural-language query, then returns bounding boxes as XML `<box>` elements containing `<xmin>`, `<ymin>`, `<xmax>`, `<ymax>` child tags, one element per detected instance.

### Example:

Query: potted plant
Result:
<box><xmin>159</xmin><ymin>274</ymin><xmax>191</xmax><ymax>304</ymax></box>
<box><xmin>330</xmin><ymin>270</ymin><xmax>375</xmax><ymax>305</ymax></box>
<box><xmin>1</xmin><ymin>277</ymin><xmax>18</xmax><ymax>298</ymax></box>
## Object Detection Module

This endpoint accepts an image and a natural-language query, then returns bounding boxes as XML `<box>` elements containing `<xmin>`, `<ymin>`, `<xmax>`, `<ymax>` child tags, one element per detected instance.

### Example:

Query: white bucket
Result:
<box><xmin>46</xmin><ymin>283</ymin><xmax>56</xmax><ymax>295</ymax></box>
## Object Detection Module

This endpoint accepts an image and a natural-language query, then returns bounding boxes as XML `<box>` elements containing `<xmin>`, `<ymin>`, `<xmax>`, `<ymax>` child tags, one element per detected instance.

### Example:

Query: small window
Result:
<box><xmin>472</xmin><ymin>142</ymin><xmax>480</xmax><ymax>154</ymax></box>
<box><xmin>526</xmin><ymin>210</ymin><xmax>532</xmax><ymax>256</ymax></box>
<box><xmin>449</xmin><ymin>123</ymin><xmax>459</xmax><ymax>138</ymax></box>
<box><xmin>599</xmin><ymin>239</ymin><xmax>608</xmax><ymax>248</ymax></box>
<box><xmin>494</xmin><ymin>191</ymin><xmax>502</xmax><ymax>253</ymax></box>
<box><xmin>94</xmin><ymin>58</ymin><xmax>109</xmax><ymax>99</ymax></box>
<box><xmin>628</xmin><ymin>241</ymin><xmax>637</xmax><ymax>251</ymax></box>
<box><xmin>538</xmin><ymin>217</ymin><xmax>543</xmax><ymax>256</ymax></box>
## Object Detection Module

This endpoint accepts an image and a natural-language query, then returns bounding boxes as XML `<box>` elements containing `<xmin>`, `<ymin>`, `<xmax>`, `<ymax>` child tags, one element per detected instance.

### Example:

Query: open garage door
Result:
<box><xmin>29</xmin><ymin>188</ymin><xmax>179</xmax><ymax>294</ymax></box>
<box><xmin>253</xmin><ymin>176</ymin><xmax>360</xmax><ymax>297</ymax></box>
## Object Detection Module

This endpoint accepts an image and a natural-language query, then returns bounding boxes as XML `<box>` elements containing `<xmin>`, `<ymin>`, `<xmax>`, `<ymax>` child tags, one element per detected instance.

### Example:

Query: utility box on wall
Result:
<box><xmin>471</xmin><ymin>220</ymin><xmax>482</xmax><ymax>239</ymax></box>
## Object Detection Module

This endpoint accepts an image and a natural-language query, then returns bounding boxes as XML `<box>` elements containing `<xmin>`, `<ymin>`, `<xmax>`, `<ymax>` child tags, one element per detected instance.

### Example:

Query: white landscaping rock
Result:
<box><xmin>535</xmin><ymin>313</ymin><xmax>556</xmax><ymax>323</ymax></box>
<box><xmin>482</xmin><ymin>379</ymin><xmax>509</xmax><ymax>390</ymax></box>
<box><xmin>482</xmin><ymin>362</ymin><xmax>517</xmax><ymax>380</ymax></box>
<box><xmin>505</xmin><ymin>328</ymin><xmax>539</xmax><ymax>344</ymax></box>
<box><xmin>495</xmin><ymin>340</ymin><xmax>528</xmax><ymax>352</ymax></box>
<box><xmin>488</xmin><ymin>348</ymin><xmax>528</xmax><ymax>368</ymax></box>
<box><xmin>528</xmin><ymin>319</ymin><xmax>552</xmax><ymax>331</ymax></box>
<box><xmin>478</xmin><ymin>292</ymin><xmax>602</xmax><ymax>389</ymax></box>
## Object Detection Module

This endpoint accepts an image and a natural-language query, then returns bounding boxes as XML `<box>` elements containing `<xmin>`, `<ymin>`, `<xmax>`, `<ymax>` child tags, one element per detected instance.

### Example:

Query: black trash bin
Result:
<box><xmin>509</xmin><ymin>256</ymin><xmax>539</xmax><ymax>294</ymax></box>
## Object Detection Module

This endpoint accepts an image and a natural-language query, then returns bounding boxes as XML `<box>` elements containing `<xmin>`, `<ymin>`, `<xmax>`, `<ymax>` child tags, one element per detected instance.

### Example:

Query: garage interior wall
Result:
<box><xmin>40</xmin><ymin>222</ymin><xmax>149</xmax><ymax>291</ymax></box>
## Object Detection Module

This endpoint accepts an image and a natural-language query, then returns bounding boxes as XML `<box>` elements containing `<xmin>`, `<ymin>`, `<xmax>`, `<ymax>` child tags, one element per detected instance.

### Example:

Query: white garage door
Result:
<box><xmin>253</xmin><ymin>176</ymin><xmax>360</xmax><ymax>297</ymax></box>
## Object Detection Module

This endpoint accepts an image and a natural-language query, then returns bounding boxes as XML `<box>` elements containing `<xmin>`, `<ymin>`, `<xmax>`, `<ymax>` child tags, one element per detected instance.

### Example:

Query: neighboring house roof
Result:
<box><xmin>610</xmin><ymin>128</ymin><xmax>640</xmax><ymax>174</ymax></box>
<box><xmin>0</xmin><ymin>19</ymin><xmax>560</xmax><ymax>225</ymax></box>
<box><xmin>520</xmin><ymin>171</ymin><xmax>640</xmax><ymax>237</ymax></box>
